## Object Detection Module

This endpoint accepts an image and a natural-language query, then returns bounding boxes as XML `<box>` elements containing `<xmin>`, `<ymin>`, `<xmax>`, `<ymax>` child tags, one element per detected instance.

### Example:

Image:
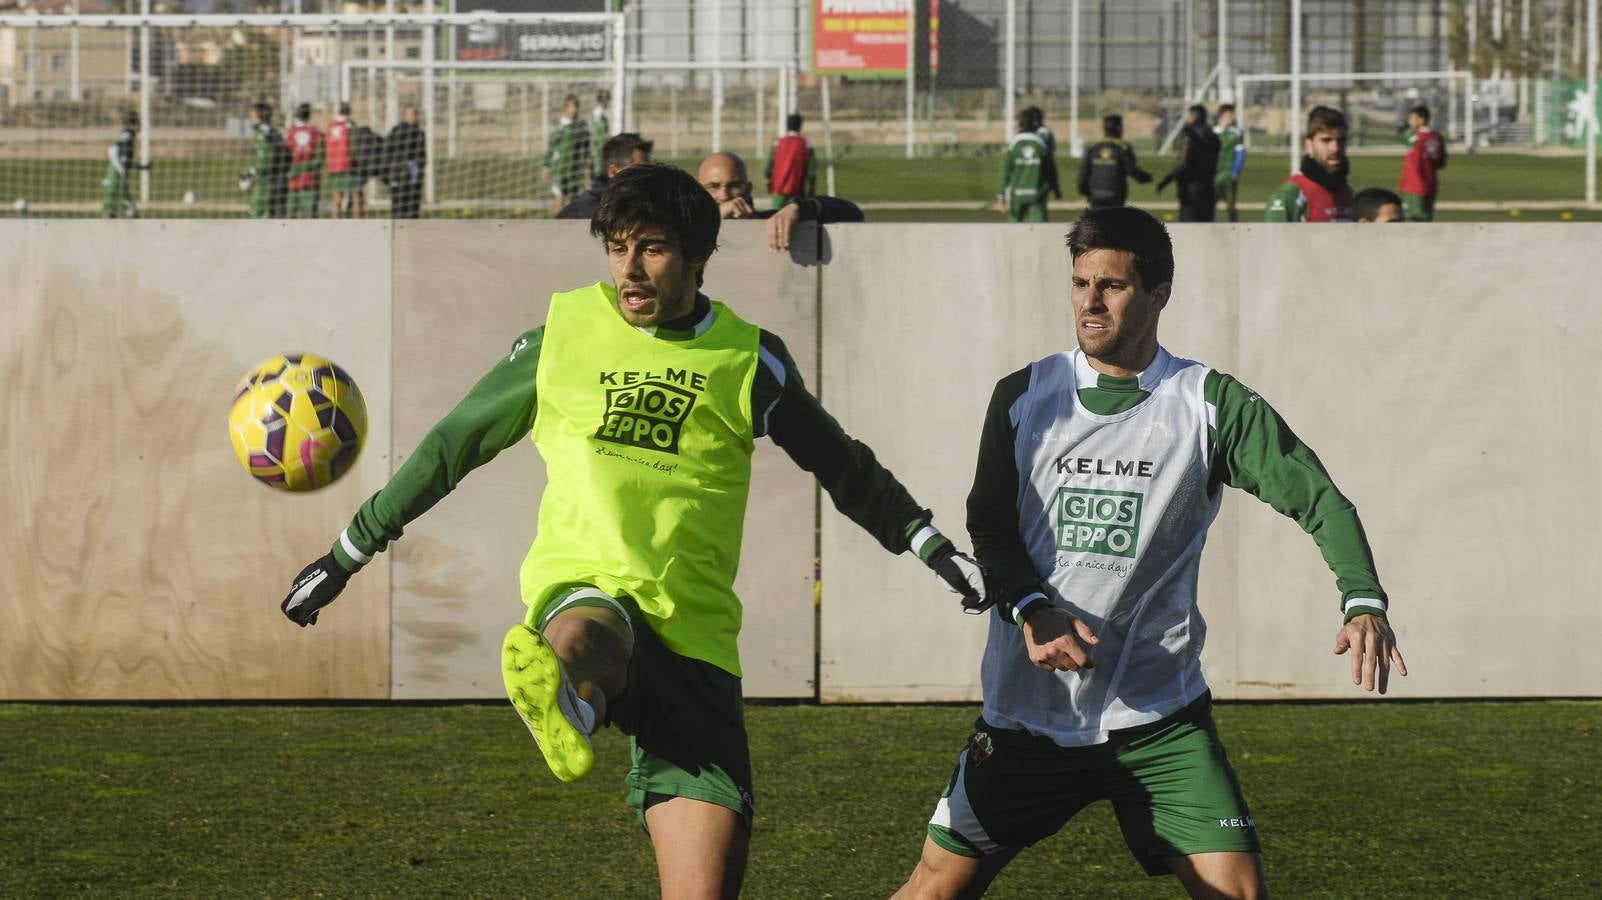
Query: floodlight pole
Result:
<box><xmin>1589</xmin><ymin>0</ymin><xmax>1597</xmax><ymax>202</ymax></box>
<box><xmin>905</xmin><ymin>0</ymin><xmax>915</xmax><ymax>159</ymax></box>
<box><xmin>279</xmin><ymin>0</ymin><xmax>289</xmax><ymax>121</ymax></box>
<box><xmin>611</xmin><ymin>17</ymin><xmax>625</xmax><ymax>133</ymax></box>
<box><xmin>1069</xmin><ymin>0</ymin><xmax>1081</xmax><ymax>156</ymax></box>
<box><xmin>446</xmin><ymin>0</ymin><xmax>459</xmax><ymax>162</ymax></box>
<box><xmin>1288</xmin><ymin>0</ymin><xmax>1301</xmax><ymax>174</ymax></box>
<box><xmin>712</xmin><ymin>0</ymin><xmax>724</xmax><ymax>153</ymax></box>
<box><xmin>1218</xmin><ymin>0</ymin><xmax>1229</xmax><ymax>102</ymax></box>
<box><xmin>70</xmin><ymin>0</ymin><xmax>80</xmax><ymax>101</ymax></box>
<box><xmin>425</xmin><ymin>0</ymin><xmax>436</xmax><ymax>206</ymax></box>
<box><xmin>822</xmin><ymin>73</ymin><xmax>837</xmax><ymax>196</ymax></box>
<box><xmin>140</xmin><ymin>0</ymin><xmax>151</xmax><ymax>205</ymax></box>
<box><xmin>1003</xmin><ymin>0</ymin><xmax>1016</xmax><ymax>145</ymax></box>
<box><xmin>385</xmin><ymin>0</ymin><xmax>397</xmax><ymax>129</ymax></box>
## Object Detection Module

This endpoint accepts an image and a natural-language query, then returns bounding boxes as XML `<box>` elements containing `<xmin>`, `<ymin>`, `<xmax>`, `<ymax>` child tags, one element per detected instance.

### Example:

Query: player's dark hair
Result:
<box><xmin>600</xmin><ymin>132</ymin><xmax>653</xmax><ymax>171</ymax></box>
<box><xmin>338</xmin><ymin>101</ymin><xmax>351</xmax><ymax>117</ymax></box>
<box><xmin>1217</xmin><ymin>103</ymin><xmax>1235</xmax><ymax>116</ymax></box>
<box><xmin>1188</xmin><ymin>104</ymin><xmax>1208</xmax><ymax>122</ymax></box>
<box><xmin>564</xmin><ymin>93</ymin><xmax>579</xmax><ymax>105</ymax></box>
<box><xmin>1066</xmin><ymin>207</ymin><xmax>1174</xmax><ymax>292</ymax></box>
<box><xmin>295</xmin><ymin>103</ymin><xmax>311</xmax><ymax>122</ymax></box>
<box><xmin>1305</xmin><ymin>105</ymin><xmax>1347</xmax><ymax>138</ymax></box>
<box><xmin>1016</xmin><ymin>108</ymin><xmax>1036</xmax><ymax>132</ymax></box>
<box><xmin>1409</xmin><ymin>104</ymin><xmax>1431</xmax><ymax>123</ymax></box>
<box><xmin>1102</xmin><ymin>114</ymin><xmax>1123</xmax><ymax>138</ymax></box>
<box><xmin>123</xmin><ymin>110</ymin><xmax>139</xmax><ymax>128</ymax></box>
<box><xmin>592</xmin><ymin>163</ymin><xmax>720</xmax><ymax>283</ymax></box>
<box><xmin>786</xmin><ymin>112</ymin><xmax>803</xmax><ymax>132</ymax></box>
<box><xmin>1354</xmin><ymin>187</ymin><xmax>1403</xmax><ymax>221</ymax></box>
<box><xmin>252</xmin><ymin>101</ymin><xmax>273</xmax><ymax>122</ymax></box>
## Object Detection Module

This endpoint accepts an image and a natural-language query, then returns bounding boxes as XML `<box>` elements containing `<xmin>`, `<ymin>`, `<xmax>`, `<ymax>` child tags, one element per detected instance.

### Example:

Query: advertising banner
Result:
<box><xmin>813</xmin><ymin>0</ymin><xmax>938</xmax><ymax>76</ymax></box>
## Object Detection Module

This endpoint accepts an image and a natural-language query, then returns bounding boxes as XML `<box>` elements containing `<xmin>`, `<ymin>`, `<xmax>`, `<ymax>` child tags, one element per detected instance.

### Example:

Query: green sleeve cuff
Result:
<box><xmin>328</xmin><ymin>528</ymin><xmax>373</xmax><ymax>574</ymax></box>
<box><xmin>907</xmin><ymin>520</ymin><xmax>950</xmax><ymax>562</ymax></box>
<box><xmin>1008</xmin><ymin>593</ymin><xmax>1052</xmax><ymax>628</ymax></box>
<box><xmin>1342</xmin><ymin>595</ymin><xmax>1388</xmax><ymax>623</ymax></box>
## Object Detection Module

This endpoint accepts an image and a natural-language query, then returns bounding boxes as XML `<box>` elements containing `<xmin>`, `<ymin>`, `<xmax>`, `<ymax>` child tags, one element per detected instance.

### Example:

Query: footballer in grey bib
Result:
<box><xmin>983</xmin><ymin>346</ymin><xmax>1220</xmax><ymax>745</ymax></box>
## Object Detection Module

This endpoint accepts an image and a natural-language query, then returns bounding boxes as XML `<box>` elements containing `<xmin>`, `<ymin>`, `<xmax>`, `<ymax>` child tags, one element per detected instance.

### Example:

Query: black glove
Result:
<box><xmin>281</xmin><ymin>553</ymin><xmax>351</xmax><ymax>627</ymax></box>
<box><xmin>928</xmin><ymin>543</ymin><xmax>991</xmax><ymax>614</ymax></box>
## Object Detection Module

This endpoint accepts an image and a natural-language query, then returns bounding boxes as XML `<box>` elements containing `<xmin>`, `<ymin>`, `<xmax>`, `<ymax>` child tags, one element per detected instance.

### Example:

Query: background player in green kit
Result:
<box><xmin>893</xmin><ymin>207</ymin><xmax>1407</xmax><ymax>899</ymax></box>
<box><xmin>277</xmin><ymin>163</ymin><xmax>987</xmax><ymax>899</ymax></box>
<box><xmin>1213</xmin><ymin>103</ymin><xmax>1246</xmax><ymax>222</ymax></box>
<box><xmin>244</xmin><ymin>102</ymin><xmax>288</xmax><ymax>219</ymax></box>
<box><xmin>101</xmin><ymin>110</ymin><xmax>148</xmax><ymax>218</ymax></box>
<box><xmin>996</xmin><ymin>109</ymin><xmax>1057</xmax><ymax>222</ymax></box>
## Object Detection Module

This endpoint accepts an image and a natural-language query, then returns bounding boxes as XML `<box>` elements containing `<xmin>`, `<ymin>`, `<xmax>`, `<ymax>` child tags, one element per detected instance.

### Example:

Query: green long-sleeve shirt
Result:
<box><xmin>969</xmin><ymin>363</ymin><xmax>1388</xmax><ymax>626</ymax></box>
<box><xmin>330</xmin><ymin>294</ymin><xmax>940</xmax><ymax>573</ymax></box>
<box><xmin>543</xmin><ymin>118</ymin><xmax>594</xmax><ymax>192</ymax></box>
<box><xmin>998</xmin><ymin>131</ymin><xmax>1053</xmax><ymax>205</ymax></box>
<box><xmin>251</xmin><ymin>123</ymin><xmax>285</xmax><ymax>180</ymax></box>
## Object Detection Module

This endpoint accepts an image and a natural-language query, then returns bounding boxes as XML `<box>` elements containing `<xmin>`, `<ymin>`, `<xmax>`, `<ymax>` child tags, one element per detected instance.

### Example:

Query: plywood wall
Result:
<box><xmin>0</xmin><ymin>221</ymin><xmax>393</xmax><ymax>699</ymax></box>
<box><xmin>6</xmin><ymin>221</ymin><xmax>1599</xmax><ymax>701</ymax></box>
<box><xmin>818</xmin><ymin>222</ymin><xmax>1602</xmax><ymax>702</ymax></box>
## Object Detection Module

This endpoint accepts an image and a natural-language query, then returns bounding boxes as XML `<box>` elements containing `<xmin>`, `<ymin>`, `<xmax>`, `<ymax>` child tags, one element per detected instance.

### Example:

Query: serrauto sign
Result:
<box><xmin>456</xmin><ymin>5</ymin><xmax>610</xmax><ymax>63</ymax></box>
<box><xmin>813</xmin><ymin>0</ymin><xmax>938</xmax><ymax>76</ymax></box>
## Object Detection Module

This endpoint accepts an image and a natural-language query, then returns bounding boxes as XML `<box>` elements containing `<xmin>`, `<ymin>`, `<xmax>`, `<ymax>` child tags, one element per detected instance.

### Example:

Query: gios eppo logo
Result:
<box><xmin>594</xmin><ymin>370</ymin><xmax>702</xmax><ymax>454</ymax></box>
<box><xmin>1056</xmin><ymin>487</ymin><xmax>1142</xmax><ymax>559</ymax></box>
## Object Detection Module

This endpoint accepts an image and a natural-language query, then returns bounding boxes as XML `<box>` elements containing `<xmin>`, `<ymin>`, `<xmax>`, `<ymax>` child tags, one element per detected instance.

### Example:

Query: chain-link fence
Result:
<box><xmin>4</xmin><ymin>1</ymin><xmax>1602</xmax><ymax>216</ymax></box>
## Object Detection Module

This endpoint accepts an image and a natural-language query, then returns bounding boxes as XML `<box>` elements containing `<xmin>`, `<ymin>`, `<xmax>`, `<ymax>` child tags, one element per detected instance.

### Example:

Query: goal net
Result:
<box><xmin>343</xmin><ymin>60</ymin><xmax>794</xmax><ymax>216</ymax></box>
<box><xmin>0</xmin><ymin>12</ymin><xmax>622</xmax><ymax>218</ymax></box>
<box><xmin>1235</xmin><ymin>71</ymin><xmax>1474</xmax><ymax>164</ymax></box>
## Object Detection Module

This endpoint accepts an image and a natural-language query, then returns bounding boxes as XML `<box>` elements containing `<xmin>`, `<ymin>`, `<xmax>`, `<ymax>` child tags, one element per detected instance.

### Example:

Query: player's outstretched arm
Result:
<box><xmin>280</xmin><ymin>330</ymin><xmax>544</xmax><ymax>627</ymax></box>
<box><xmin>1207</xmin><ymin>371</ymin><xmax>1408</xmax><ymax>692</ymax></box>
<box><xmin>755</xmin><ymin>332</ymin><xmax>986</xmax><ymax>612</ymax></box>
<box><xmin>1334</xmin><ymin>612</ymin><xmax>1407</xmax><ymax>694</ymax></box>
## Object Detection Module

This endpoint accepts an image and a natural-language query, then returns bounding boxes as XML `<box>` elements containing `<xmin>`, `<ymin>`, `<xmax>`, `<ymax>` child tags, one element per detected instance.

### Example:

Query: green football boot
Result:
<box><xmin>501</xmin><ymin>624</ymin><xmax>595</xmax><ymax>782</ymax></box>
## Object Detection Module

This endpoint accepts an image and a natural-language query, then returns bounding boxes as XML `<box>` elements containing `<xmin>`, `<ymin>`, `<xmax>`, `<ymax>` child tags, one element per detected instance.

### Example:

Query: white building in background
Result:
<box><xmin>0</xmin><ymin>1</ymin><xmax>134</xmax><ymax>107</ymax></box>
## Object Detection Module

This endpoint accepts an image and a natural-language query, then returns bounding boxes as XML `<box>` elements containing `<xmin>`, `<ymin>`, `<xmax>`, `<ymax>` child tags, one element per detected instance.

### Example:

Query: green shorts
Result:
<box><xmin>927</xmin><ymin>693</ymin><xmax>1259</xmax><ymax>875</ymax></box>
<box><xmin>1214</xmin><ymin>174</ymin><xmax>1238</xmax><ymax>204</ymax></box>
<box><xmin>1401</xmin><ymin>191</ymin><xmax>1434</xmax><ymax>222</ymax></box>
<box><xmin>288</xmin><ymin>188</ymin><xmax>320</xmax><ymax>218</ymax></box>
<box><xmin>1008</xmin><ymin>199</ymin><xmax>1048</xmax><ymax>223</ymax></box>
<box><xmin>531</xmin><ymin>586</ymin><xmax>754</xmax><ymax>832</ymax></box>
<box><xmin>328</xmin><ymin>172</ymin><xmax>362</xmax><ymax>192</ymax></box>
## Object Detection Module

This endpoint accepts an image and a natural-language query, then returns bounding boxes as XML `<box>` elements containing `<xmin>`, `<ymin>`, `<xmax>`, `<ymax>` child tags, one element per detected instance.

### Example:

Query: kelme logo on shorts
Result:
<box><xmin>1056</xmin><ymin>487</ymin><xmax>1142</xmax><ymax>558</ymax></box>
<box><xmin>594</xmin><ymin>370</ymin><xmax>701</xmax><ymax>454</ymax></box>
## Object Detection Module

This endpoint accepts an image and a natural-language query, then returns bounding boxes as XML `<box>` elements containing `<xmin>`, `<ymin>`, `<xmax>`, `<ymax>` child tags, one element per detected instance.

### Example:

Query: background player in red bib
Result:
<box><xmin>1397</xmin><ymin>104</ymin><xmax>1447</xmax><ymax>222</ymax></box>
<box><xmin>766</xmin><ymin>113</ymin><xmax>815</xmax><ymax>211</ymax></box>
<box><xmin>325</xmin><ymin>102</ymin><xmax>363</xmax><ymax>219</ymax></box>
<box><xmin>1264</xmin><ymin>106</ymin><xmax>1354</xmax><ymax>223</ymax></box>
<box><xmin>284</xmin><ymin>103</ymin><xmax>323</xmax><ymax>219</ymax></box>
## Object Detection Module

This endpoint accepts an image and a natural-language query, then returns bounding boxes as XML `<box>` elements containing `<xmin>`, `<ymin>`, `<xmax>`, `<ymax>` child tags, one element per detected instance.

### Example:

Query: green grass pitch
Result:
<box><xmin>4</xmin><ymin>151</ymin><xmax>1600</xmax><ymax>221</ymax></box>
<box><xmin>2</xmin><ymin>701</ymin><xmax>1597</xmax><ymax>897</ymax></box>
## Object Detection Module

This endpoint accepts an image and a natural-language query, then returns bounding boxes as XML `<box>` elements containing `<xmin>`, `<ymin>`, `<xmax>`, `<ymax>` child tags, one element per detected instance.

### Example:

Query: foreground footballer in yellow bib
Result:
<box><xmin>278</xmin><ymin>163</ymin><xmax>987</xmax><ymax>898</ymax></box>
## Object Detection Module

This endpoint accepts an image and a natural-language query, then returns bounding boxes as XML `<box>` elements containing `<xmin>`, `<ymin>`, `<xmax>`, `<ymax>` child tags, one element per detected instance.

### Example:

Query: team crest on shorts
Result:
<box><xmin>968</xmin><ymin>731</ymin><xmax>995</xmax><ymax>765</ymax></box>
